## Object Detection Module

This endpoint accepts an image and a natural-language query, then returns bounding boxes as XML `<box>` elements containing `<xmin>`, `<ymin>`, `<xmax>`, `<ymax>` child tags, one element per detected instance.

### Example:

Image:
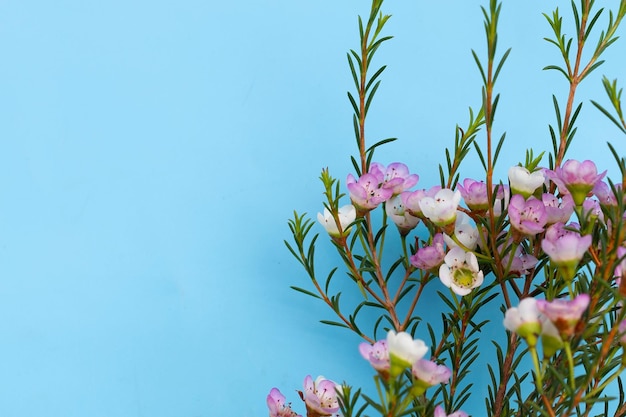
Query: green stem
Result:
<box><xmin>564</xmin><ymin>342</ymin><xmax>576</xmax><ymax>390</ymax></box>
<box><xmin>529</xmin><ymin>345</ymin><xmax>544</xmax><ymax>393</ymax></box>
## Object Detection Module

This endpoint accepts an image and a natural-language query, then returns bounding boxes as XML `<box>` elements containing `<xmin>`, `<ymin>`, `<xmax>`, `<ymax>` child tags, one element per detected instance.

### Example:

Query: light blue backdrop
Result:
<box><xmin>0</xmin><ymin>1</ymin><xmax>624</xmax><ymax>416</ymax></box>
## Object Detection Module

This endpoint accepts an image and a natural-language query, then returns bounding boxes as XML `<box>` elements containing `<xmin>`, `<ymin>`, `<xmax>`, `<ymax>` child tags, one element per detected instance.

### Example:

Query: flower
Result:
<box><xmin>503</xmin><ymin>298</ymin><xmax>541</xmax><ymax>346</ymax></box>
<box><xmin>541</xmin><ymin>222</ymin><xmax>592</xmax><ymax>281</ymax></box>
<box><xmin>540</xmin><ymin>317</ymin><xmax>563</xmax><ymax>358</ymax></box>
<box><xmin>403</xmin><ymin>186</ymin><xmax>441</xmax><ymax>217</ymax></box>
<box><xmin>499</xmin><ymin>239</ymin><xmax>538</xmax><ymax>276</ymax></box>
<box><xmin>457</xmin><ymin>178</ymin><xmax>490</xmax><ymax>212</ymax></box>
<box><xmin>347</xmin><ymin>172</ymin><xmax>393</xmax><ymax>214</ymax></box>
<box><xmin>378</xmin><ymin>162</ymin><xmax>419</xmax><ymax>195</ymax></box>
<box><xmin>386</xmin><ymin>194</ymin><xmax>420</xmax><ymax>235</ymax></box>
<box><xmin>359</xmin><ymin>339</ymin><xmax>390</xmax><ymax>374</ymax></box>
<box><xmin>542</xmin><ymin>193</ymin><xmax>574</xmax><ymax>225</ymax></box>
<box><xmin>593</xmin><ymin>180</ymin><xmax>620</xmax><ymax>206</ymax></box>
<box><xmin>434</xmin><ymin>405</ymin><xmax>469</xmax><ymax>417</ymax></box>
<box><xmin>302</xmin><ymin>375</ymin><xmax>340</xmax><ymax>417</ymax></box>
<box><xmin>317</xmin><ymin>205</ymin><xmax>356</xmax><ymax>237</ymax></box>
<box><xmin>411</xmin><ymin>359</ymin><xmax>451</xmax><ymax>395</ymax></box>
<box><xmin>547</xmin><ymin>159</ymin><xmax>606</xmax><ymax>205</ymax></box>
<box><xmin>387</xmin><ymin>330</ymin><xmax>428</xmax><ymax>376</ymax></box>
<box><xmin>267</xmin><ymin>388</ymin><xmax>302</xmax><ymax>417</ymax></box>
<box><xmin>438</xmin><ymin>247</ymin><xmax>484</xmax><ymax>296</ymax></box>
<box><xmin>410</xmin><ymin>233</ymin><xmax>446</xmax><ymax>272</ymax></box>
<box><xmin>508</xmin><ymin>165</ymin><xmax>545</xmax><ymax>198</ymax></box>
<box><xmin>443</xmin><ymin>212</ymin><xmax>479</xmax><ymax>251</ymax></box>
<box><xmin>508</xmin><ymin>195</ymin><xmax>548</xmax><ymax>237</ymax></box>
<box><xmin>536</xmin><ymin>294</ymin><xmax>590</xmax><ymax>338</ymax></box>
<box><xmin>419</xmin><ymin>188</ymin><xmax>462</xmax><ymax>228</ymax></box>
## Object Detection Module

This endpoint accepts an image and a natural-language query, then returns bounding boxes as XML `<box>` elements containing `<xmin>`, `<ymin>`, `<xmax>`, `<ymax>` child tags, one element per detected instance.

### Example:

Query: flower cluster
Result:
<box><xmin>279</xmin><ymin>1</ymin><xmax>626</xmax><ymax>416</ymax></box>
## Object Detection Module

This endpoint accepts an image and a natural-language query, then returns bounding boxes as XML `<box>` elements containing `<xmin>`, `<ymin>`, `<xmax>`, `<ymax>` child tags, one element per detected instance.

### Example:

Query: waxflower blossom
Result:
<box><xmin>386</xmin><ymin>194</ymin><xmax>420</xmax><ymax>235</ymax></box>
<box><xmin>317</xmin><ymin>205</ymin><xmax>356</xmax><ymax>238</ymax></box>
<box><xmin>387</xmin><ymin>330</ymin><xmax>428</xmax><ymax>376</ymax></box>
<box><xmin>547</xmin><ymin>159</ymin><xmax>606</xmax><ymax>205</ymax></box>
<box><xmin>540</xmin><ymin>316</ymin><xmax>564</xmax><ymax>358</ymax></box>
<box><xmin>403</xmin><ymin>186</ymin><xmax>441</xmax><ymax>218</ymax></box>
<box><xmin>443</xmin><ymin>212</ymin><xmax>479</xmax><ymax>251</ymax></box>
<box><xmin>594</xmin><ymin>181</ymin><xmax>623</xmax><ymax>206</ymax></box>
<box><xmin>347</xmin><ymin>172</ymin><xmax>393</xmax><ymax>215</ymax></box>
<box><xmin>457</xmin><ymin>178</ymin><xmax>490</xmax><ymax>212</ymax></box>
<box><xmin>434</xmin><ymin>405</ymin><xmax>469</xmax><ymax>417</ymax></box>
<box><xmin>542</xmin><ymin>193</ymin><xmax>574</xmax><ymax>225</ymax></box>
<box><xmin>411</xmin><ymin>359</ymin><xmax>451</xmax><ymax>395</ymax></box>
<box><xmin>508</xmin><ymin>195</ymin><xmax>548</xmax><ymax>237</ymax></box>
<box><xmin>541</xmin><ymin>222</ymin><xmax>592</xmax><ymax>281</ymax></box>
<box><xmin>267</xmin><ymin>388</ymin><xmax>302</xmax><ymax>417</ymax></box>
<box><xmin>438</xmin><ymin>246</ymin><xmax>484</xmax><ymax>296</ymax></box>
<box><xmin>376</xmin><ymin>162</ymin><xmax>419</xmax><ymax>195</ymax></box>
<box><xmin>410</xmin><ymin>233</ymin><xmax>446</xmax><ymax>272</ymax></box>
<box><xmin>301</xmin><ymin>375</ymin><xmax>340</xmax><ymax>417</ymax></box>
<box><xmin>499</xmin><ymin>239</ymin><xmax>538</xmax><ymax>276</ymax></box>
<box><xmin>359</xmin><ymin>339</ymin><xmax>390</xmax><ymax>374</ymax></box>
<box><xmin>508</xmin><ymin>165</ymin><xmax>545</xmax><ymax>198</ymax></box>
<box><xmin>536</xmin><ymin>294</ymin><xmax>590</xmax><ymax>338</ymax></box>
<box><xmin>581</xmin><ymin>198</ymin><xmax>604</xmax><ymax>226</ymax></box>
<box><xmin>503</xmin><ymin>298</ymin><xmax>541</xmax><ymax>346</ymax></box>
<box><xmin>419</xmin><ymin>188</ymin><xmax>462</xmax><ymax>230</ymax></box>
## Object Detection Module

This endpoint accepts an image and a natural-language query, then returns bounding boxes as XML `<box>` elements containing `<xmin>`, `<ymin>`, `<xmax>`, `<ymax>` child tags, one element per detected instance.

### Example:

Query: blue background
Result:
<box><xmin>0</xmin><ymin>1</ymin><xmax>624</xmax><ymax>416</ymax></box>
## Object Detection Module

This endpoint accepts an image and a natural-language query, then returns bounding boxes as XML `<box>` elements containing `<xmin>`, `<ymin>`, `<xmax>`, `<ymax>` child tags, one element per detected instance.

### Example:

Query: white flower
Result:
<box><xmin>508</xmin><ymin>165</ymin><xmax>545</xmax><ymax>198</ymax></box>
<box><xmin>443</xmin><ymin>212</ymin><xmax>479</xmax><ymax>251</ymax></box>
<box><xmin>386</xmin><ymin>330</ymin><xmax>428</xmax><ymax>376</ymax></box>
<box><xmin>438</xmin><ymin>247</ymin><xmax>484</xmax><ymax>296</ymax></box>
<box><xmin>418</xmin><ymin>188</ymin><xmax>462</xmax><ymax>227</ymax></box>
<box><xmin>386</xmin><ymin>194</ymin><xmax>420</xmax><ymax>235</ymax></box>
<box><xmin>503</xmin><ymin>298</ymin><xmax>541</xmax><ymax>346</ymax></box>
<box><xmin>317</xmin><ymin>205</ymin><xmax>356</xmax><ymax>237</ymax></box>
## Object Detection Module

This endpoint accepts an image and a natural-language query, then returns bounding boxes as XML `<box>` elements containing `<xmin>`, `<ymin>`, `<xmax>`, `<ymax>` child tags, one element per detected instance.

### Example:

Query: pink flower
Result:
<box><xmin>267</xmin><ymin>388</ymin><xmax>302</xmax><ymax>417</ymax></box>
<box><xmin>536</xmin><ymin>294</ymin><xmax>590</xmax><ymax>338</ymax></box>
<box><xmin>410</xmin><ymin>233</ymin><xmax>446</xmax><ymax>271</ymax></box>
<box><xmin>508</xmin><ymin>165</ymin><xmax>545</xmax><ymax>198</ymax></box>
<box><xmin>434</xmin><ymin>405</ymin><xmax>469</xmax><ymax>417</ymax></box>
<box><xmin>347</xmin><ymin>172</ymin><xmax>393</xmax><ymax>214</ymax></box>
<box><xmin>581</xmin><ymin>198</ymin><xmax>604</xmax><ymax>224</ymax></box>
<box><xmin>378</xmin><ymin>162</ymin><xmax>419</xmax><ymax>195</ymax></box>
<box><xmin>386</xmin><ymin>194</ymin><xmax>420</xmax><ymax>235</ymax></box>
<box><xmin>411</xmin><ymin>359</ymin><xmax>451</xmax><ymax>395</ymax></box>
<box><xmin>547</xmin><ymin>159</ymin><xmax>606</xmax><ymax>205</ymax></box>
<box><xmin>542</xmin><ymin>193</ymin><xmax>574</xmax><ymax>225</ymax></box>
<box><xmin>499</xmin><ymin>239</ymin><xmax>538</xmax><ymax>276</ymax></box>
<box><xmin>302</xmin><ymin>376</ymin><xmax>340</xmax><ymax>417</ymax></box>
<box><xmin>458</xmin><ymin>178</ymin><xmax>489</xmax><ymax>212</ymax></box>
<box><xmin>503</xmin><ymin>298</ymin><xmax>542</xmax><ymax>346</ymax></box>
<box><xmin>419</xmin><ymin>188</ymin><xmax>462</xmax><ymax>228</ymax></box>
<box><xmin>359</xmin><ymin>339</ymin><xmax>390</xmax><ymax>373</ymax></box>
<box><xmin>508</xmin><ymin>195</ymin><xmax>548</xmax><ymax>236</ymax></box>
<box><xmin>438</xmin><ymin>247</ymin><xmax>484</xmax><ymax>296</ymax></box>
<box><xmin>593</xmin><ymin>181</ymin><xmax>620</xmax><ymax>206</ymax></box>
<box><xmin>541</xmin><ymin>222</ymin><xmax>592</xmax><ymax>281</ymax></box>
